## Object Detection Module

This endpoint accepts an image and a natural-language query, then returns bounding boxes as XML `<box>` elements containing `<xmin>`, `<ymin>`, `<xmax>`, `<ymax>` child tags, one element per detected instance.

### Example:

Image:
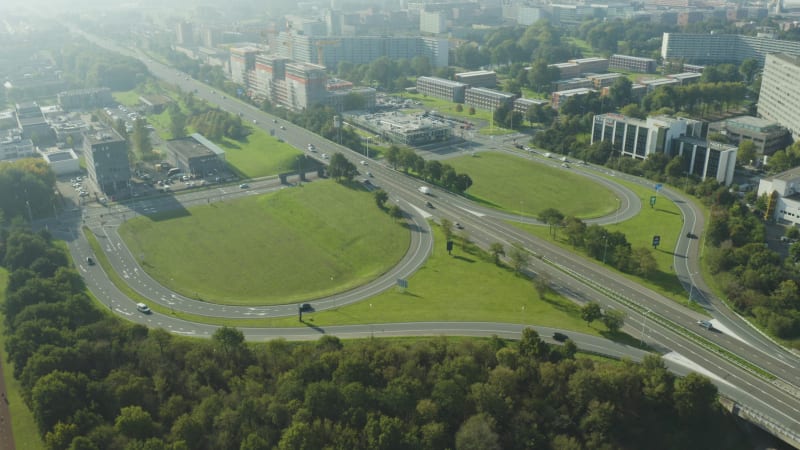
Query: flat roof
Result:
<box><xmin>455</xmin><ymin>70</ymin><xmax>496</xmax><ymax>77</ymax></box>
<box><xmin>43</xmin><ymin>150</ymin><xmax>77</xmax><ymax>162</ymax></box>
<box><xmin>417</xmin><ymin>76</ymin><xmax>468</xmax><ymax>88</ymax></box>
<box><xmin>168</xmin><ymin>133</ymin><xmax>225</xmax><ymax>158</ymax></box>
<box><xmin>466</xmin><ymin>87</ymin><xmax>515</xmax><ymax>99</ymax></box>
<box><xmin>85</xmin><ymin>129</ymin><xmax>125</xmax><ymax>145</ymax></box>
<box><xmin>725</xmin><ymin>115</ymin><xmax>781</xmax><ymax>130</ymax></box>
<box><xmin>771</xmin><ymin>166</ymin><xmax>800</xmax><ymax>181</ymax></box>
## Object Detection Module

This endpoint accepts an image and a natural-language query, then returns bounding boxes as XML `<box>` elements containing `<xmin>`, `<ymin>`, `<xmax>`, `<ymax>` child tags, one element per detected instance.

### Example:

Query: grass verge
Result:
<box><xmin>0</xmin><ymin>268</ymin><xmax>46</xmax><ymax>450</ymax></box>
<box><xmin>447</xmin><ymin>152</ymin><xmax>619</xmax><ymax>219</ymax></box>
<box><xmin>118</xmin><ymin>180</ymin><xmax>411</xmax><ymax>305</ymax></box>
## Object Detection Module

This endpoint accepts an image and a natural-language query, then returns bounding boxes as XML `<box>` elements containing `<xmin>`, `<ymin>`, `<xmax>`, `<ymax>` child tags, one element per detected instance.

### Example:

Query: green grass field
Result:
<box><xmin>446</xmin><ymin>152</ymin><xmax>619</xmax><ymax>219</ymax></box>
<box><xmin>516</xmin><ymin>174</ymin><xmax>694</xmax><ymax>308</ymax></box>
<box><xmin>119</xmin><ymin>180</ymin><xmax>411</xmax><ymax>305</ymax></box>
<box><xmin>0</xmin><ymin>269</ymin><xmax>45</xmax><ymax>450</ymax></box>
<box><xmin>397</xmin><ymin>92</ymin><xmax>496</xmax><ymax>125</ymax></box>
<box><xmin>112</xmin><ymin>90</ymin><xmax>141</xmax><ymax>107</ymax></box>
<box><xmin>219</xmin><ymin>128</ymin><xmax>304</xmax><ymax>178</ymax></box>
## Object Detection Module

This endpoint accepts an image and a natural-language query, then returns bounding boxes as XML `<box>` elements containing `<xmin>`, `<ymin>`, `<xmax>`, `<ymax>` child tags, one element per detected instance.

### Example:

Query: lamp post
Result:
<box><xmin>640</xmin><ymin>308</ymin><xmax>651</xmax><ymax>346</ymax></box>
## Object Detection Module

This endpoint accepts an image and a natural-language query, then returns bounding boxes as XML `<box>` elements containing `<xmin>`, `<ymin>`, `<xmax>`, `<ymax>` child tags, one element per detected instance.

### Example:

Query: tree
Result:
<box><xmin>385</xmin><ymin>145</ymin><xmax>401</xmax><ymax>169</ymax></box>
<box><xmin>374</xmin><ymin>189</ymin><xmax>388</xmax><ymax>209</ymax></box>
<box><xmin>532</xmin><ymin>273</ymin><xmax>551</xmax><ymax>298</ymax></box>
<box><xmin>168</xmin><ymin>105</ymin><xmax>187</xmax><ymax>139</ymax></box>
<box><xmin>631</xmin><ymin>248</ymin><xmax>658</xmax><ymax>278</ymax></box>
<box><xmin>455</xmin><ymin>414</ymin><xmax>501</xmax><ymax>450</ymax></box>
<box><xmin>602</xmin><ymin>309</ymin><xmax>626</xmax><ymax>333</ymax></box>
<box><xmin>328</xmin><ymin>153</ymin><xmax>357</xmax><ymax>181</ymax></box>
<box><xmin>581</xmin><ymin>302</ymin><xmax>602</xmax><ymax>326</ymax></box>
<box><xmin>440</xmin><ymin>218</ymin><xmax>454</xmax><ymax>241</ymax></box>
<box><xmin>388</xmin><ymin>204</ymin><xmax>403</xmax><ymax>221</ymax></box>
<box><xmin>509</xmin><ymin>243</ymin><xmax>529</xmax><ymax>275</ymax></box>
<box><xmin>489</xmin><ymin>242</ymin><xmax>505</xmax><ymax>265</ymax></box>
<box><xmin>737</xmin><ymin>140</ymin><xmax>757</xmax><ymax>167</ymax></box>
<box><xmin>538</xmin><ymin>208</ymin><xmax>564</xmax><ymax>239</ymax></box>
<box><xmin>115</xmin><ymin>405</ymin><xmax>157</xmax><ymax>440</ymax></box>
<box><xmin>130</xmin><ymin>118</ymin><xmax>153</xmax><ymax>158</ymax></box>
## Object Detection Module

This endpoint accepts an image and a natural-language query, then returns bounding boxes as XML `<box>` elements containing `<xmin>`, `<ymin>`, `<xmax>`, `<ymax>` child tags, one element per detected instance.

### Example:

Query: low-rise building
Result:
<box><xmin>416</xmin><ymin>76</ymin><xmax>469</xmax><ymax>103</ymax></box>
<box><xmin>464</xmin><ymin>87</ymin><xmax>516</xmax><ymax>111</ymax></box>
<box><xmin>758</xmin><ymin>167</ymin><xmax>800</xmax><ymax>224</ymax></box>
<box><xmin>0</xmin><ymin>130</ymin><xmax>35</xmax><ymax>161</ymax></box>
<box><xmin>40</xmin><ymin>148</ymin><xmax>80</xmax><ymax>175</ymax></box>
<box><xmin>551</xmin><ymin>88</ymin><xmax>596</xmax><ymax>110</ymax></box>
<box><xmin>349</xmin><ymin>111</ymin><xmax>450</xmax><ymax>146</ymax></box>
<box><xmin>165</xmin><ymin>133</ymin><xmax>226</xmax><ymax>177</ymax></box>
<box><xmin>609</xmin><ymin>54</ymin><xmax>657</xmax><ymax>73</ymax></box>
<box><xmin>513</xmin><ymin>97</ymin><xmax>548</xmax><ymax>115</ymax></box>
<box><xmin>554</xmin><ymin>77</ymin><xmax>593</xmax><ymax>92</ymax></box>
<box><xmin>57</xmin><ymin>88</ymin><xmax>113</xmax><ymax>111</ymax></box>
<box><xmin>709</xmin><ymin>115</ymin><xmax>792</xmax><ymax>156</ymax></box>
<box><xmin>586</xmin><ymin>72</ymin><xmax>624</xmax><ymax>89</ymax></box>
<box><xmin>454</xmin><ymin>70</ymin><xmax>497</xmax><ymax>88</ymax></box>
<box><xmin>667</xmin><ymin>72</ymin><xmax>703</xmax><ymax>85</ymax></box>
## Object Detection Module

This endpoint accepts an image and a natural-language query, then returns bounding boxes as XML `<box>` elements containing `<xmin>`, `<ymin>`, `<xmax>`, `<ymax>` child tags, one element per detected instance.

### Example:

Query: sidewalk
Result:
<box><xmin>0</xmin><ymin>357</ymin><xmax>15</xmax><ymax>450</ymax></box>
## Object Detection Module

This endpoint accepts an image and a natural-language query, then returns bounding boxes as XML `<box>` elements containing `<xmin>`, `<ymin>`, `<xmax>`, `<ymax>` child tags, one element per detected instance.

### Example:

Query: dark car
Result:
<box><xmin>553</xmin><ymin>332</ymin><xmax>568</xmax><ymax>342</ymax></box>
<box><xmin>86</xmin><ymin>257</ymin><xmax>95</xmax><ymax>266</ymax></box>
<box><xmin>300</xmin><ymin>303</ymin><xmax>313</xmax><ymax>312</ymax></box>
<box><xmin>426</xmin><ymin>201</ymin><xmax>434</xmax><ymax>208</ymax></box>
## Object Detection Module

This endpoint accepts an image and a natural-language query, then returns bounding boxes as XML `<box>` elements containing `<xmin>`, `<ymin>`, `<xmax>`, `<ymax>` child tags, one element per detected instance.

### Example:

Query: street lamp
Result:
<box><xmin>640</xmin><ymin>308</ymin><xmax>651</xmax><ymax>346</ymax></box>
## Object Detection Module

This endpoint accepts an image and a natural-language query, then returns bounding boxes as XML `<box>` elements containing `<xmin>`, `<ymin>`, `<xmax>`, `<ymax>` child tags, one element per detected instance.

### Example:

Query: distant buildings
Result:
<box><xmin>82</xmin><ymin>128</ymin><xmax>130</xmax><ymax>196</ymax></box>
<box><xmin>57</xmin><ymin>88</ymin><xmax>113</xmax><ymax>111</ymax></box>
<box><xmin>415</xmin><ymin>77</ymin><xmax>468</xmax><ymax>103</ymax></box>
<box><xmin>15</xmin><ymin>102</ymin><xmax>52</xmax><ymax>143</ymax></box>
<box><xmin>464</xmin><ymin>87</ymin><xmax>516</xmax><ymax>112</ymax></box>
<box><xmin>0</xmin><ymin>130</ymin><xmax>35</xmax><ymax>162</ymax></box>
<box><xmin>348</xmin><ymin>111</ymin><xmax>450</xmax><ymax>146</ymax></box>
<box><xmin>758</xmin><ymin>53</ymin><xmax>800</xmax><ymax>140</ymax></box>
<box><xmin>274</xmin><ymin>34</ymin><xmax>449</xmax><ymax>69</ymax></box>
<box><xmin>551</xmin><ymin>88</ymin><xmax>596</xmax><ymax>110</ymax></box>
<box><xmin>591</xmin><ymin>113</ymin><xmax>736</xmax><ymax>185</ymax></box>
<box><xmin>454</xmin><ymin>70</ymin><xmax>497</xmax><ymax>89</ymax></box>
<box><xmin>661</xmin><ymin>33</ymin><xmax>800</xmax><ymax>66</ymax></box>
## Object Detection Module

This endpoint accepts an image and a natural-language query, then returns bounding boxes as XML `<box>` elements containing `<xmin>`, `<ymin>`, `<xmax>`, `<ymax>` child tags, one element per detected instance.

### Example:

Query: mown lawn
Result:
<box><xmin>218</xmin><ymin>128</ymin><xmax>304</xmax><ymax>178</ymax></box>
<box><xmin>0</xmin><ymin>269</ymin><xmax>45</xmax><ymax>450</ymax></box>
<box><xmin>447</xmin><ymin>152</ymin><xmax>619</xmax><ymax>219</ymax></box>
<box><xmin>118</xmin><ymin>180</ymin><xmax>411</xmax><ymax>305</ymax></box>
<box><xmin>516</xmin><ymin>175</ymin><xmax>694</xmax><ymax>308</ymax></box>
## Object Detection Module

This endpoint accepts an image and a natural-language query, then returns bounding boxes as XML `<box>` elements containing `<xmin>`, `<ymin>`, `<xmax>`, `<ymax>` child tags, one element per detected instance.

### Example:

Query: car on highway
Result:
<box><xmin>366</xmin><ymin>171</ymin><xmax>373</xmax><ymax>177</ymax></box>
<box><xmin>553</xmin><ymin>332</ymin><xmax>568</xmax><ymax>342</ymax></box>
<box><xmin>455</xmin><ymin>222</ymin><xmax>464</xmax><ymax>230</ymax></box>
<box><xmin>280</xmin><ymin>125</ymin><xmax>286</xmax><ymax>130</ymax></box>
<box><xmin>299</xmin><ymin>303</ymin><xmax>313</xmax><ymax>312</ymax></box>
<box><xmin>697</xmin><ymin>320</ymin><xmax>713</xmax><ymax>330</ymax></box>
<box><xmin>307</xmin><ymin>144</ymin><xmax>315</xmax><ymax>151</ymax></box>
<box><xmin>321</xmin><ymin>153</ymin><xmax>328</xmax><ymax>159</ymax></box>
<box><xmin>252</xmin><ymin>119</ymin><xmax>257</xmax><ymax>124</ymax></box>
<box><xmin>360</xmin><ymin>160</ymin><xmax>368</xmax><ymax>166</ymax></box>
<box><xmin>239</xmin><ymin>183</ymin><xmax>250</xmax><ymax>189</ymax></box>
<box><xmin>425</xmin><ymin>201</ymin><xmax>434</xmax><ymax>208</ymax></box>
<box><xmin>136</xmin><ymin>303</ymin><xmax>152</xmax><ymax>314</ymax></box>
<box><xmin>86</xmin><ymin>257</ymin><xmax>95</xmax><ymax>266</ymax></box>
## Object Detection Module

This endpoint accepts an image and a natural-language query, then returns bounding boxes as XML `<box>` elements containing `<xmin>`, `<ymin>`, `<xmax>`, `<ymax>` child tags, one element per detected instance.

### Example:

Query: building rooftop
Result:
<box><xmin>466</xmin><ymin>87</ymin><xmax>516</xmax><ymax>99</ymax></box>
<box><xmin>724</xmin><ymin>115</ymin><xmax>783</xmax><ymax>132</ymax></box>
<box><xmin>455</xmin><ymin>70</ymin><xmax>496</xmax><ymax>77</ymax></box>
<box><xmin>611</xmin><ymin>54</ymin><xmax>656</xmax><ymax>62</ymax></box>
<box><xmin>770</xmin><ymin>166</ymin><xmax>800</xmax><ymax>181</ymax></box>
<box><xmin>418</xmin><ymin>76</ymin><xmax>469</xmax><ymax>88</ymax></box>
<box><xmin>42</xmin><ymin>150</ymin><xmax>77</xmax><ymax>162</ymax></box>
<box><xmin>85</xmin><ymin>129</ymin><xmax>125</xmax><ymax>146</ymax></box>
<box><xmin>168</xmin><ymin>133</ymin><xmax>225</xmax><ymax>158</ymax></box>
<box><xmin>773</xmin><ymin>53</ymin><xmax>800</xmax><ymax>66</ymax></box>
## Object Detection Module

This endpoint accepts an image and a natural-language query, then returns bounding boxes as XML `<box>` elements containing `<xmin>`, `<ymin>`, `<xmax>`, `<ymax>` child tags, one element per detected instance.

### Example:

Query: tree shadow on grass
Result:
<box><xmin>654</xmin><ymin>207</ymin><xmax>680</xmax><ymax>215</ymax></box>
<box><xmin>452</xmin><ymin>254</ymin><xmax>476</xmax><ymax>263</ymax></box>
<box><xmin>538</xmin><ymin>294</ymin><xmax>580</xmax><ymax>315</ymax></box>
<box><xmin>599</xmin><ymin>329</ymin><xmax>653</xmax><ymax>351</ymax></box>
<box><xmin>645</xmin><ymin>269</ymin><xmax>690</xmax><ymax>298</ymax></box>
<box><xmin>220</xmin><ymin>137</ymin><xmax>243</xmax><ymax>150</ymax></box>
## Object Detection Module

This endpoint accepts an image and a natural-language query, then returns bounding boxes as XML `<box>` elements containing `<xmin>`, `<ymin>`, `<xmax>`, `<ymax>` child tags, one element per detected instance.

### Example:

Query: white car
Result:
<box><xmin>360</xmin><ymin>160</ymin><xmax>368</xmax><ymax>166</ymax></box>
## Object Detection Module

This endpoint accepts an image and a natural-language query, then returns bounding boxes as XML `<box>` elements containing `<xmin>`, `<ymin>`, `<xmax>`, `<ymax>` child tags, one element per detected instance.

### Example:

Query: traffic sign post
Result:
<box><xmin>652</xmin><ymin>235</ymin><xmax>661</xmax><ymax>249</ymax></box>
<box><xmin>446</xmin><ymin>240</ymin><xmax>454</xmax><ymax>255</ymax></box>
<box><xmin>397</xmin><ymin>278</ymin><xmax>408</xmax><ymax>290</ymax></box>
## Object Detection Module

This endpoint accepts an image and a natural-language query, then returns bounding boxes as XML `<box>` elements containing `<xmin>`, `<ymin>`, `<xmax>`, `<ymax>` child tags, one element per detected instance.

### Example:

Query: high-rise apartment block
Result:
<box><xmin>758</xmin><ymin>53</ymin><xmax>800</xmax><ymax>139</ymax></box>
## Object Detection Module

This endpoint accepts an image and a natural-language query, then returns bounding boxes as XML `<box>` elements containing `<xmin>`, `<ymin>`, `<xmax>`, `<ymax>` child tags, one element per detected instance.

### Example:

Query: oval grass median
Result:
<box><xmin>446</xmin><ymin>152</ymin><xmax>618</xmax><ymax>219</ymax></box>
<box><xmin>118</xmin><ymin>180</ymin><xmax>410</xmax><ymax>305</ymax></box>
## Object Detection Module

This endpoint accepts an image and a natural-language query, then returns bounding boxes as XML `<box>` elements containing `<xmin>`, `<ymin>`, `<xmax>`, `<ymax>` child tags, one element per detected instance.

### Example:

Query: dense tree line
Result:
<box><xmin>385</xmin><ymin>146</ymin><xmax>473</xmax><ymax>193</ymax></box>
<box><xmin>0</xmin><ymin>226</ymin><xmax>750</xmax><ymax>449</ymax></box>
<box><xmin>0</xmin><ymin>159</ymin><xmax>57</xmax><ymax>222</ymax></box>
<box><xmin>56</xmin><ymin>40</ymin><xmax>149</xmax><ymax>91</ymax></box>
<box><xmin>171</xmin><ymin>92</ymin><xmax>247</xmax><ymax>142</ymax></box>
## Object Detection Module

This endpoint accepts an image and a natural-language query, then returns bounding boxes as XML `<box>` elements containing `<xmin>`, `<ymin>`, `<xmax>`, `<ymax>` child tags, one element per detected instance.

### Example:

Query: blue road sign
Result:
<box><xmin>654</xmin><ymin>183</ymin><xmax>663</xmax><ymax>191</ymax></box>
<box><xmin>397</xmin><ymin>279</ymin><xmax>408</xmax><ymax>289</ymax></box>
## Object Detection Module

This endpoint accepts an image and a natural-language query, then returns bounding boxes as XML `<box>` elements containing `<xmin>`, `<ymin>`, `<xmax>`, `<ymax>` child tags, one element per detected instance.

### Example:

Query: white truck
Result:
<box><xmin>418</xmin><ymin>186</ymin><xmax>431</xmax><ymax>195</ymax></box>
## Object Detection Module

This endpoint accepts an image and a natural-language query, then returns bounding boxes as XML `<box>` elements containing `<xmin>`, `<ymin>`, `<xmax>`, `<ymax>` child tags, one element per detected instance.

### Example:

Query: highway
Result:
<box><xmin>58</xmin><ymin>29</ymin><xmax>800</xmax><ymax>445</ymax></box>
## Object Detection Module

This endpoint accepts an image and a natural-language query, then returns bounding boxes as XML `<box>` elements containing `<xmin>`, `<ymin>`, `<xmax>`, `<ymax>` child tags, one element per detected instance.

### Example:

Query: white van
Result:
<box><xmin>136</xmin><ymin>303</ymin><xmax>151</xmax><ymax>314</ymax></box>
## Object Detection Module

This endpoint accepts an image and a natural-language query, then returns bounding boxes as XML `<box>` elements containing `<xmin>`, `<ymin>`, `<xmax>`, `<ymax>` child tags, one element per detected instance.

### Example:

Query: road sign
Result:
<box><xmin>650</xmin><ymin>196</ymin><xmax>657</xmax><ymax>208</ymax></box>
<box><xmin>652</xmin><ymin>235</ymin><xmax>661</xmax><ymax>248</ymax></box>
<box><xmin>397</xmin><ymin>278</ymin><xmax>408</xmax><ymax>289</ymax></box>
<box><xmin>654</xmin><ymin>183</ymin><xmax>663</xmax><ymax>191</ymax></box>
<box><xmin>446</xmin><ymin>240</ymin><xmax>454</xmax><ymax>254</ymax></box>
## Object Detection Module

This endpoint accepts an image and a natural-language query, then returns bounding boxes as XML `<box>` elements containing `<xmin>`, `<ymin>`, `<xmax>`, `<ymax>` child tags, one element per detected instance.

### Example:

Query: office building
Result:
<box><xmin>40</xmin><ymin>149</ymin><xmax>80</xmax><ymax>176</ymax></box>
<box><xmin>416</xmin><ymin>77</ymin><xmax>469</xmax><ymax>103</ymax></box>
<box><xmin>15</xmin><ymin>102</ymin><xmax>52</xmax><ymax>143</ymax></box>
<box><xmin>464</xmin><ymin>87</ymin><xmax>516</xmax><ymax>111</ymax></box>
<box><xmin>83</xmin><ymin>129</ymin><xmax>130</xmax><ymax>196</ymax></box>
<box><xmin>570</xmin><ymin>57</ymin><xmax>609</xmax><ymax>74</ymax></box>
<box><xmin>548</xmin><ymin>62</ymin><xmax>581</xmax><ymax>79</ymax></box>
<box><xmin>513</xmin><ymin>97</ymin><xmax>548</xmax><ymax>115</ymax></box>
<box><xmin>591</xmin><ymin>113</ymin><xmax>735</xmax><ymax>184</ymax></box>
<box><xmin>555</xmin><ymin>78</ymin><xmax>593</xmax><ymax>92</ymax></box>
<box><xmin>420</xmin><ymin>10</ymin><xmax>446</xmax><ymax>34</ymax></box>
<box><xmin>587</xmin><ymin>73</ymin><xmax>624</xmax><ymax>89</ymax></box>
<box><xmin>230</xmin><ymin>46</ymin><xmax>260</xmax><ymax>85</ymax></box>
<box><xmin>285</xmin><ymin>62</ymin><xmax>329</xmax><ymax>111</ymax></box>
<box><xmin>641</xmin><ymin>78</ymin><xmax>681</xmax><ymax>92</ymax></box>
<box><xmin>166</xmin><ymin>133</ymin><xmax>226</xmax><ymax>177</ymax></box>
<box><xmin>758</xmin><ymin>53</ymin><xmax>800</xmax><ymax>139</ymax></box>
<box><xmin>609</xmin><ymin>54</ymin><xmax>657</xmax><ymax>73</ymax></box>
<box><xmin>661</xmin><ymin>33</ymin><xmax>800</xmax><ymax>66</ymax></box>
<box><xmin>348</xmin><ymin>111</ymin><xmax>450</xmax><ymax>146</ymax></box>
<box><xmin>708</xmin><ymin>115</ymin><xmax>792</xmax><ymax>156</ymax></box>
<box><xmin>176</xmin><ymin>22</ymin><xmax>194</xmax><ymax>46</ymax></box>
<box><xmin>454</xmin><ymin>70</ymin><xmax>497</xmax><ymax>88</ymax></box>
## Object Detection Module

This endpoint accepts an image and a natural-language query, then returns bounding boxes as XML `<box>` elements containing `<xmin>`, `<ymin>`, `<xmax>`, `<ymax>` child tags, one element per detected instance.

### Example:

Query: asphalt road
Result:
<box><xmin>56</xmin><ymin>29</ymin><xmax>800</xmax><ymax>444</ymax></box>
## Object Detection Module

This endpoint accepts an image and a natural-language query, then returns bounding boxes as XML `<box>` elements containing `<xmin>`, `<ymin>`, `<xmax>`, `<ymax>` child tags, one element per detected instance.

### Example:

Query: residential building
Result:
<box><xmin>708</xmin><ymin>115</ymin><xmax>792</xmax><ymax>156</ymax></box>
<box><xmin>166</xmin><ymin>133</ymin><xmax>226</xmax><ymax>177</ymax></box>
<box><xmin>548</xmin><ymin>62</ymin><xmax>581</xmax><ymax>79</ymax></box>
<box><xmin>661</xmin><ymin>33</ymin><xmax>800</xmax><ymax>66</ymax></box>
<box><xmin>551</xmin><ymin>88</ymin><xmax>596</xmax><ymax>110</ymax></box>
<box><xmin>587</xmin><ymin>73</ymin><xmax>624</xmax><ymax>89</ymax></box>
<box><xmin>57</xmin><ymin>88</ymin><xmax>113</xmax><ymax>111</ymax></box>
<box><xmin>416</xmin><ymin>77</ymin><xmax>469</xmax><ymax>103</ymax></box>
<box><xmin>82</xmin><ymin>129</ymin><xmax>130</xmax><ymax>196</ymax></box>
<box><xmin>513</xmin><ymin>97</ymin><xmax>548</xmax><ymax>115</ymax></box>
<box><xmin>420</xmin><ymin>10</ymin><xmax>446</xmax><ymax>34</ymax></box>
<box><xmin>641</xmin><ymin>78</ymin><xmax>681</xmax><ymax>92</ymax></box>
<box><xmin>230</xmin><ymin>46</ymin><xmax>259</xmax><ymax>85</ymax></box>
<box><xmin>454</xmin><ymin>70</ymin><xmax>497</xmax><ymax>88</ymax></box>
<box><xmin>176</xmin><ymin>22</ymin><xmax>194</xmax><ymax>46</ymax></box>
<box><xmin>609</xmin><ymin>54</ymin><xmax>657</xmax><ymax>73</ymax></box>
<box><xmin>554</xmin><ymin>78</ymin><xmax>593</xmax><ymax>92</ymax></box>
<box><xmin>758</xmin><ymin>53</ymin><xmax>800</xmax><ymax>139</ymax></box>
<box><xmin>464</xmin><ymin>87</ymin><xmax>516</xmax><ymax>111</ymax></box>
<box><xmin>275</xmin><ymin>34</ymin><xmax>450</xmax><ymax>69</ymax></box>
<box><xmin>668</xmin><ymin>72</ymin><xmax>703</xmax><ymax>85</ymax></box>
<box><xmin>569</xmin><ymin>57</ymin><xmax>609</xmax><ymax>74</ymax></box>
<box><xmin>757</xmin><ymin>167</ymin><xmax>800</xmax><ymax>225</ymax></box>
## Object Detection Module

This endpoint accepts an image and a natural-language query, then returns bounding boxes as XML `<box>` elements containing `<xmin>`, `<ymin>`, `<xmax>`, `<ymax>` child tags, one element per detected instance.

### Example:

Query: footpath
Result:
<box><xmin>0</xmin><ymin>357</ymin><xmax>15</xmax><ymax>450</ymax></box>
